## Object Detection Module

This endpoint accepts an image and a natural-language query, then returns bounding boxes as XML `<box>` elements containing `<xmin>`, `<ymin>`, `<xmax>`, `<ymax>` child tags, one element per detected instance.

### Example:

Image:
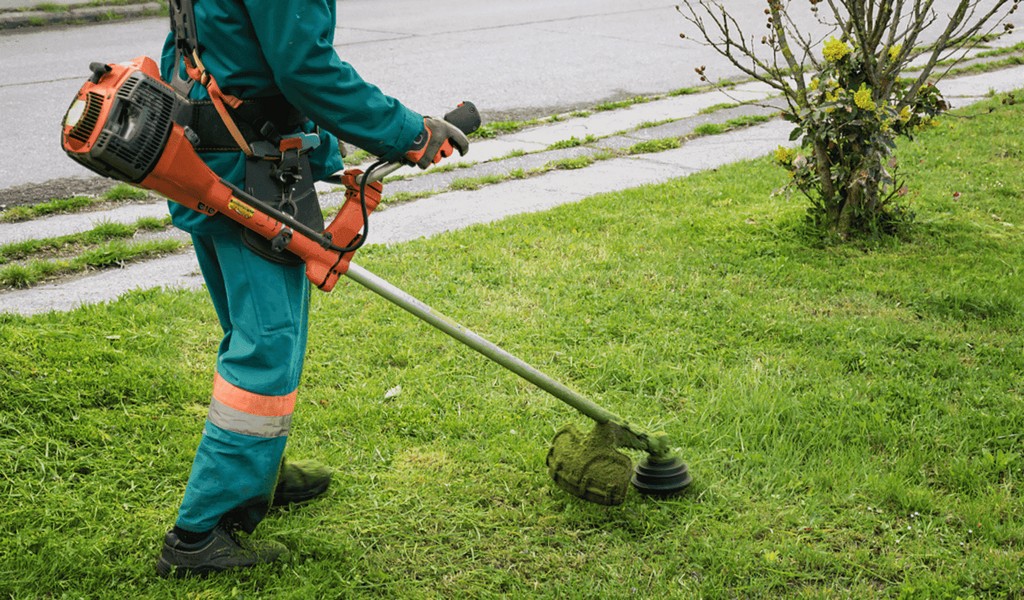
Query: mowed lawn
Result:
<box><xmin>1</xmin><ymin>95</ymin><xmax>1022</xmax><ymax>598</ymax></box>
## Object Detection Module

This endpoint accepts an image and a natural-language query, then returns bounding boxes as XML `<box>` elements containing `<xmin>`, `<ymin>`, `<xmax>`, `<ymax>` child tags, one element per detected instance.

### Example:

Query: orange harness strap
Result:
<box><xmin>184</xmin><ymin>50</ymin><xmax>254</xmax><ymax>157</ymax></box>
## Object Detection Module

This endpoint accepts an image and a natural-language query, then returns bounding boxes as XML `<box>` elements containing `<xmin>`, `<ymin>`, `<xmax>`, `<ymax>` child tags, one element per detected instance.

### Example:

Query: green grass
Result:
<box><xmin>495</xmin><ymin>148</ymin><xmax>527</xmax><ymax>161</ymax></box>
<box><xmin>693</xmin><ymin>115</ymin><xmax>774</xmax><ymax>138</ymax></box>
<box><xmin>378</xmin><ymin>190</ymin><xmax>435</xmax><ymax>206</ymax></box>
<box><xmin>974</xmin><ymin>41</ymin><xmax>1024</xmax><ymax>59</ymax></box>
<box><xmin>544</xmin><ymin>155</ymin><xmax>596</xmax><ymax>170</ymax></box>
<box><xmin>626</xmin><ymin>137</ymin><xmax>682</xmax><ymax>155</ymax></box>
<box><xmin>343</xmin><ymin>148</ymin><xmax>373</xmax><ymax>166</ymax></box>
<box><xmin>726</xmin><ymin>114</ymin><xmax>774</xmax><ymax>128</ymax></box>
<box><xmin>0</xmin><ymin>238</ymin><xmax>184</xmax><ymax>288</ymax></box>
<box><xmin>698</xmin><ymin>101</ymin><xmax>740</xmax><ymax>114</ymax></box>
<box><xmin>0</xmin><ymin>196</ymin><xmax>95</xmax><ymax>222</ymax></box>
<box><xmin>900</xmin><ymin>39</ymin><xmax>1024</xmax><ymax>79</ymax></box>
<box><xmin>637</xmin><ymin>118</ymin><xmax>678</xmax><ymax>129</ymax></box>
<box><xmin>20</xmin><ymin>0</ymin><xmax>161</xmax><ymax>11</ymax></box>
<box><xmin>448</xmin><ymin>174</ymin><xmax>506</xmax><ymax>191</ymax></box>
<box><xmin>472</xmin><ymin>118</ymin><xmax>539</xmax><ymax>139</ymax></box>
<box><xmin>0</xmin><ymin>217</ymin><xmax>170</xmax><ymax>264</ymax></box>
<box><xmin>473</xmin><ymin>94</ymin><xmax>666</xmax><ymax>141</ymax></box>
<box><xmin>31</xmin><ymin>2</ymin><xmax>65</xmax><ymax>12</ymax></box>
<box><xmin>103</xmin><ymin>183</ymin><xmax>149</xmax><ymax>201</ymax></box>
<box><xmin>0</xmin><ymin>184</ymin><xmax>151</xmax><ymax>223</ymax></box>
<box><xmin>85</xmin><ymin>0</ymin><xmax>163</xmax><ymax>6</ymax></box>
<box><xmin>941</xmin><ymin>53</ymin><xmax>1024</xmax><ymax>78</ymax></box>
<box><xmin>1</xmin><ymin>95</ymin><xmax>1023</xmax><ymax>598</ymax></box>
<box><xmin>546</xmin><ymin>135</ymin><xmax>598</xmax><ymax>151</ymax></box>
<box><xmin>594</xmin><ymin>95</ymin><xmax>650</xmax><ymax>112</ymax></box>
<box><xmin>668</xmin><ymin>86</ymin><xmax>703</xmax><ymax>96</ymax></box>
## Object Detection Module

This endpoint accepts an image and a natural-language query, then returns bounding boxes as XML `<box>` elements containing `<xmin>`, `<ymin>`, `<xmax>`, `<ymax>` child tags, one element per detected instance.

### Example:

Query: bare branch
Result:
<box><xmin>678</xmin><ymin>1</ymin><xmax>799</xmax><ymax>99</ymax></box>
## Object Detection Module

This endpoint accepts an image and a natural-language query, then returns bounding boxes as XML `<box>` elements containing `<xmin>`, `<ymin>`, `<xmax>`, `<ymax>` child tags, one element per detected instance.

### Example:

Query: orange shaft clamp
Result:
<box><xmin>308</xmin><ymin>170</ymin><xmax>384</xmax><ymax>290</ymax></box>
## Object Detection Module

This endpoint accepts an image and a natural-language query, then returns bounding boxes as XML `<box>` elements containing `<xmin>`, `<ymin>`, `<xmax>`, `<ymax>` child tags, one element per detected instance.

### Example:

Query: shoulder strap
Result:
<box><xmin>168</xmin><ymin>0</ymin><xmax>198</xmax><ymax>96</ymax></box>
<box><xmin>168</xmin><ymin>0</ymin><xmax>255</xmax><ymax>156</ymax></box>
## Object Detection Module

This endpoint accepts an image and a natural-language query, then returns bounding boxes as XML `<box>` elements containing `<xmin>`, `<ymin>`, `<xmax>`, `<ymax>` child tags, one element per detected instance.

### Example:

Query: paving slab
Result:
<box><xmin>0</xmin><ymin>253</ymin><xmax>203</xmax><ymax>315</ymax></box>
<box><xmin>499</xmin><ymin>82</ymin><xmax>776</xmax><ymax>149</ymax></box>
<box><xmin>0</xmin><ymin>1</ymin><xmax>706</xmax><ymax>187</ymax></box>
<box><xmin>0</xmin><ymin>202</ymin><xmax>168</xmax><ymax>244</ymax></box>
<box><xmin>637</xmin><ymin>120</ymin><xmax>796</xmax><ymax>171</ymax></box>
<box><xmin>0</xmin><ymin>119</ymin><xmax>791</xmax><ymax>316</ymax></box>
<box><xmin>2</xmin><ymin>65</ymin><xmax>1023</xmax><ymax>316</ymax></box>
<box><xmin>937</xmin><ymin>67</ymin><xmax>1024</xmax><ymax>104</ymax></box>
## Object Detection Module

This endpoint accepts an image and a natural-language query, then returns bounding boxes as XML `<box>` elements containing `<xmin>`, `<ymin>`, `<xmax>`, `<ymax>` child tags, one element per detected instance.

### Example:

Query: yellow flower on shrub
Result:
<box><xmin>774</xmin><ymin>146</ymin><xmax>795</xmax><ymax>165</ymax></box>
<box><xmin>854</xmin><ymin>84</ymin><xmax>876</xmax><ymax>111</ymax></box>
<box><xmin>888</xmin><ymin>44</ymin><xmax>903</xmax><ymax>61</ymax></box>
<box><xmin>899</xmin><ymin>105</ymin><xmax>912</xmax><ymax>122</ymax></box>
<box><xmin>823</xmin><ymin>37</ymin><xmax>851</xmax><ymax>62</ymax></box>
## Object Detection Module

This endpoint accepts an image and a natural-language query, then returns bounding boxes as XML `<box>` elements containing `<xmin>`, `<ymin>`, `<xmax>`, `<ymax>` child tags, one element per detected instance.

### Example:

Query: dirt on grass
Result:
<box><xmin>0</xmin><ymin>177</ymin><xmax>117</xmax><ymax>212</ymax></box>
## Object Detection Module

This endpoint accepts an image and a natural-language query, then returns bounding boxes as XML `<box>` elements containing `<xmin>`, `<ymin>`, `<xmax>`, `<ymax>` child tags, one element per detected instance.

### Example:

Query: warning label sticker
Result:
<box><xmin>228</xmin><ymin>198</ymin><xmax>255</xmax><ymax>219</ymax></box>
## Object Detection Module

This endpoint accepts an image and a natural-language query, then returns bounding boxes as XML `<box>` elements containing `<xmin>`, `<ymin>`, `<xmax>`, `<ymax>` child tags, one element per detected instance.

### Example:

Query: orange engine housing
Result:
<box><xmin>61</xmin><ymin>56</ymin><xmax>376</xmax><ymax>291</ymax></box>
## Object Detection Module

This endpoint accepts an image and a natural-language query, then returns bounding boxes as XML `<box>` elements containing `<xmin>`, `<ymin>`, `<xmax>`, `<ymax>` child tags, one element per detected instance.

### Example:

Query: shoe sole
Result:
<box><xmin>156</xmin><ymin>556</ymin><xmax>217</xmax><ymax>579</ymax></box>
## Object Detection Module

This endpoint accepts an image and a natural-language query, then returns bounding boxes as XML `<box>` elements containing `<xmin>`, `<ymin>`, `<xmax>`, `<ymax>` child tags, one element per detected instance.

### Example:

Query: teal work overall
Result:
<box><xmin>159</xmin><ymin>0</ymin><xmax>422</xmax><ymax>533</ymax></box>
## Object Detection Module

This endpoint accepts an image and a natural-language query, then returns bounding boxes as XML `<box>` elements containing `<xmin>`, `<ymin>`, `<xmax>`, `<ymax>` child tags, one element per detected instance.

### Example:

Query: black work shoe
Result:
<box><xmin>155</xmin><ymin>526</ymin><xmax>287</xmax><ymax>578</ymax></box>
<box><xmin>272</xmin><ymin>459</ymin><xmax>331</xmax><ymax>507</ymax></box>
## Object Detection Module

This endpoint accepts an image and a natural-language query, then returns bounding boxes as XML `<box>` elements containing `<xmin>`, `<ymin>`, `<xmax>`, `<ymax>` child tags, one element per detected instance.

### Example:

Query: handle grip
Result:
<box><xmin>353</xmin><ymin>101</ymin><xmax>481</xmax><ymax>185</ymax></box>
<box><xmin>443</xmin><ymin>101</ymin><xmax>481</xmax><ymax>136</ymax></box>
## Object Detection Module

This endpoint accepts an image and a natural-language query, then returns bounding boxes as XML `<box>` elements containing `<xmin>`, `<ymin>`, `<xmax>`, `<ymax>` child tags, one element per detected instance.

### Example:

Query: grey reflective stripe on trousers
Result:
<box><xmin>208</xmin><ymin>397</ymin><xmax>293</xmax><ymax>438</ymax></box>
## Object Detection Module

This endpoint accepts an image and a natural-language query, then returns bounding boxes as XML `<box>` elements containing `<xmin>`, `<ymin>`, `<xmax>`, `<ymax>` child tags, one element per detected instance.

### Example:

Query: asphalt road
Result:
<box><xmin>0</xmin><ymin>0</ymin><xmax>1009</xmax><ymax>190</ymax></box>
<box><xmin>0</xmin><ymin>0</ymin><xmax>699</xmax><ymax>189</ymax></box>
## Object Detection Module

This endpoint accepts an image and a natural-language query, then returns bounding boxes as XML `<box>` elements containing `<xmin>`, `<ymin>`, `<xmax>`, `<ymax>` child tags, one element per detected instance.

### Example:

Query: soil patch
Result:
<box><xmin>0</xmin><ymin>177</ymin><xmax>118</xmax><ymax>211</ymax></box>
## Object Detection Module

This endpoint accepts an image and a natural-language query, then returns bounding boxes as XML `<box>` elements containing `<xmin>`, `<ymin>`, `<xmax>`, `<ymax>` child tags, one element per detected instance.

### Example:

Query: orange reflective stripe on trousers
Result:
<box><xmin>207</xmin><ymin>372</ymin><xmax>296</xmax><ymax>438</ymax></box>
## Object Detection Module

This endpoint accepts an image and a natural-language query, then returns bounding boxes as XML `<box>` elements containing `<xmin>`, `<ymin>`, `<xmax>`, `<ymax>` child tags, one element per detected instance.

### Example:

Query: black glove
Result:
<box><xmin>403</xmin><ymin>116</ymin><xmax>470</xmax><ymax>169</ymax></box>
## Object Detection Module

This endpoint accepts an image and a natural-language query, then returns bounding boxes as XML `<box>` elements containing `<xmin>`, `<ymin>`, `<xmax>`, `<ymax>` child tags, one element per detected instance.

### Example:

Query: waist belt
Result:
<box><xmin>188</xmin><ymin>96</ymin><xmax>308</xmax><ymax>153</ymax></box>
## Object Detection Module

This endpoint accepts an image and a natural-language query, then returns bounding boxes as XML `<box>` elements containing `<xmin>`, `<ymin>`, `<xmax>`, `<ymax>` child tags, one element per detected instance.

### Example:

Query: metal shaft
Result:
<box><xmin>344</xmin><ymin>262</ymin><xmax>619</xmax><ymax>425</ymax></box>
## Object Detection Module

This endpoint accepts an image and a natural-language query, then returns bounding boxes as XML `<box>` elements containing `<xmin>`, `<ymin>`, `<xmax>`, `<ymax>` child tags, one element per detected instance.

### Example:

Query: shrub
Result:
<box><xmin>679</xmin><ymin>0</ymin><xmax>1019</xmax><ymax>239</ymax></box>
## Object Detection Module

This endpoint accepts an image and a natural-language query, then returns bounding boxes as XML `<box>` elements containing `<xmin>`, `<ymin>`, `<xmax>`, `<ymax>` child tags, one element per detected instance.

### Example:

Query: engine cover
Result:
<box><xmin>62</xmin><ymin>57</ymin><xmax>186</xmax><ymax>183</ymax></box>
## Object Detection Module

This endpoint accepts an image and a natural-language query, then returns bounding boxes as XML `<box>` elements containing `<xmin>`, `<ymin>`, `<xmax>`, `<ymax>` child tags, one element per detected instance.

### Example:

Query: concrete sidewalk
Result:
<box><xmin>0</xmin><ymin>0</ymin><xmax>160</xmax><ymax>29</ymax></box>
<box><xmin>2</xmin><ymin>64</ymin><xmax>1023</xmax><ymax>316</ymax></box>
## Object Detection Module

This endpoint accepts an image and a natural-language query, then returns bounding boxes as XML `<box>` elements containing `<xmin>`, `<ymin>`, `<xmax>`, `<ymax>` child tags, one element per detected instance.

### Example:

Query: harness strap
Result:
<box><xmin>189</xmin><ymin>99</ymin><xmax>307</xmax><ymax>153</ymax></box>
<box><xmin>168</xmin><ymin>0</ymin><xmax>198</xmax><ymax>96</ymax></box>
<box><xmin>169</xmin><ymin>0</ymin><xmax>303</xmax><ymax>157</ymax></box>
<box><xmin>186</xmin><ymin>51</ymin><xmax>255</xmax><ymax>156</ymax></box>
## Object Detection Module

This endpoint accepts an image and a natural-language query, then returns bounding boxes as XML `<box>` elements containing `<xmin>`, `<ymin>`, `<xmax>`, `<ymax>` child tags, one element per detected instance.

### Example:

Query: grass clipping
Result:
<box><xmin>546</xmin><ymin>422</ymin><xmax>633</xmax><ymax>506</ymax></box>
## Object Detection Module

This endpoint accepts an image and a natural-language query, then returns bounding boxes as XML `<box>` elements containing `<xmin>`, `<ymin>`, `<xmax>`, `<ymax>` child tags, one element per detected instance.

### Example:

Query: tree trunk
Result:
<box><xmin>836</xmin><ymin>185</ymin><xmax>860</xmax><ymax>238</ymax></box>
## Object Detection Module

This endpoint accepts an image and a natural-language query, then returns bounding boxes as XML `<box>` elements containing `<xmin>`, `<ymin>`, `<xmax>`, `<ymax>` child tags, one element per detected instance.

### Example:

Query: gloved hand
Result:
<box><xmin>403</xmin><ymin>116</ymin><xmax>470</xmax><ymax>169</ymax></box>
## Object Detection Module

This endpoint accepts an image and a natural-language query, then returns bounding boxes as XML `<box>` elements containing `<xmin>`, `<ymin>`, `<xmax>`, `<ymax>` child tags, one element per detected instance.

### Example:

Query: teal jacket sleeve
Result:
<box><xmin>241</xmin><ymin>0</ymin><xmax>423</xmax><ymax>162</ymax></box>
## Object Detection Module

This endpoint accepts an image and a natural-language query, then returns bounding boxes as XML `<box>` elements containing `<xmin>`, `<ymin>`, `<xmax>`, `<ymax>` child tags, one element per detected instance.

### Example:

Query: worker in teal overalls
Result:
<box><xmin>155</xmin><ymin>0</ymin><xmax>469</xmax><ymax>578</ymax></box>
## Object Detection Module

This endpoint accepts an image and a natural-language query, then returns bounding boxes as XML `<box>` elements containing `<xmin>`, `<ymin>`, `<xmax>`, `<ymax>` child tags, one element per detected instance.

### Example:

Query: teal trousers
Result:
<box><xmin>176</xmin><ymin>230</ymin><xmax>310</xmax><ymax>533</ymax></box>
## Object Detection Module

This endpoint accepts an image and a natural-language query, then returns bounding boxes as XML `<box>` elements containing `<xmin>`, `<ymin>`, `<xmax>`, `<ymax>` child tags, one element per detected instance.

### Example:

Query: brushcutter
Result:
<box><xmin>61</xmin><ymin>56</ymin><xmax>691</xmax><ymax>505</ymax></box>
